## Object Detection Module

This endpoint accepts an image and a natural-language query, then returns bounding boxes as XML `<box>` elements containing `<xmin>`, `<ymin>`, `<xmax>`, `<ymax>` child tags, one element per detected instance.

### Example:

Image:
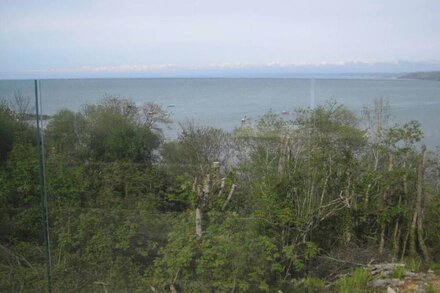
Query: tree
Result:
<box><xmin>45</xmin><ymin>96</ymin><xmax>166</xmax><ymax>164</ymax></box>
<box><xmin>0</xmin><ymin>102</ymin><xmax>35</xmax><ymax>164</ymax></box>
<box><xmin>161</xmin><ymin>121</ymin><xmax>234</xmax><ymax>178</ymax></box>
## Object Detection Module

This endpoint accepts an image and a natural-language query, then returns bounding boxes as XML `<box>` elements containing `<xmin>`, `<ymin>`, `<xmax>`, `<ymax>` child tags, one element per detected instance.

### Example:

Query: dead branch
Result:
<box><xmin>222</xmin><ymin>184</ymin><xmax>237</xmax><ymax>211</ymax></box>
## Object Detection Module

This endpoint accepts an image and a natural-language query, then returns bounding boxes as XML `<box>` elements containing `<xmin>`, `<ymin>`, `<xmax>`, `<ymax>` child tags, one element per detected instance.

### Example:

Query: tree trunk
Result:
<box><xmin>392</xmin><ymin>220</ymin><xmax>400</xmax><ymax>260</ymax></box>
<box><xmin>379</xmin><ymin>153</ymin><xmax>393</xmax><ymax>254</ymax></box>
<box><xmin>393</xmin><ymin>162</ymin><xmax>406</xmax><ymax>259</ymax></box>
<box><xmin>409</xmin><ymin>209</ymin><xmax>418</xmax><ymax>257</ymax></box>
<box><xmin>193</xmin><ymin>178</ymin><xmax>203</xmax><ymax>238</ymax></box>
<box><xmin>222</xmin><ymin>184</ymin><xmax>237</xmax><ymax>211</ymax></box>
<box><xmin>195</xmin><ymin>207</ymin><xmax>202</xmax><ymax>238</ymax></box>
<box><xmin>416</xmin><ymin>146</ymin><xmax>430</xmax><ymax>261</ymax></box>
<box><xmin>193</xmin><ymin>162</ymin><xmax>236</xmax><ymax>238</ymax></box>
<box><xmin>409</xmin><ymin>145</ymin><xmax>429</xmax><ymax>261</ymax></box>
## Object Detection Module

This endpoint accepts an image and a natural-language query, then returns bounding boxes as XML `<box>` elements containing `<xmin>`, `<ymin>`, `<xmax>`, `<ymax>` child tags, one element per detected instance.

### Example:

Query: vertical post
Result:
<box><xmin>35</xmin><ymin>80</ymin><xmax>52</xmax><ymax>293</ymax></box>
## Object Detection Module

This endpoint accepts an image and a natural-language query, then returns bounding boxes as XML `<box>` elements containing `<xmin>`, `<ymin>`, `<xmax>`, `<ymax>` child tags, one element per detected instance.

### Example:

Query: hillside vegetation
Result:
<box><xmin>1</xmin><ymin>97</ymin><xmax>440</xmax><ymax>292</ymax></box>
<box><xmin>399</xmin><ymin>71</ymin><xmax>440</xmax><ymax>81</ymax></box>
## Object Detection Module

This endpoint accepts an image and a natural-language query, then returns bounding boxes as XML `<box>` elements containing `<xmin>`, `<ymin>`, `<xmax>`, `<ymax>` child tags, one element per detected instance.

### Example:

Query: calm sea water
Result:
<box><xmin>1</xmin><ymin>78</ymin><xmax>439</xmax><ymax>146</ymax></box>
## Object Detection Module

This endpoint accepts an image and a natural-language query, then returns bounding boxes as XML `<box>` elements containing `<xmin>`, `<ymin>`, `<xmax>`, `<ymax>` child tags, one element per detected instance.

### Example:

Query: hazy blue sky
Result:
<box><xmin>1</xmin><ymin>0</ymin><xmax>439</xmax><ymax>78</ymax></box>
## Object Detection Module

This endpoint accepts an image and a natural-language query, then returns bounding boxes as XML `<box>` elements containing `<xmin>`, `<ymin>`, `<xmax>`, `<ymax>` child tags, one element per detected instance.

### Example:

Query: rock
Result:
<box><xmin>389</xmin><ymin>279</ymin><xmax>405</xmax><ymax>287</ymax></box>
<box><xmin>372</xmin><ymin>279</ymin><xmax>390</xmax><ymax>287</ymax></box>
<box><xmin>333</xmin><ymin>263</ymin><xmax>440</xmax><ymax>292</ymax></box>
<box><xmin>369</xmin><ymin>263</ymin><xmax>405</xmax><ymax>270</ymax></box>
<box><xmin>387</xmin><ymin>287</ymin><xmax>397</xmax><ymax>293</ymax></box>
<box><xmin>371</xmin><ymin>278</ymin><xmax>404</xmax><ymax>288</ymax></box>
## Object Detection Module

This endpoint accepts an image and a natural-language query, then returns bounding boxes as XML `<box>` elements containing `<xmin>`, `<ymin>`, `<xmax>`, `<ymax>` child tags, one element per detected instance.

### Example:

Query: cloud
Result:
<box><xmin>21</xmin><ymin>60</ymin><xmax>440</xmax><ymax>78</ymax></box>
<box><xmin>29</xmin><ymin>64</ymin><xmax>180</xmax><ymax>74</ymax></box>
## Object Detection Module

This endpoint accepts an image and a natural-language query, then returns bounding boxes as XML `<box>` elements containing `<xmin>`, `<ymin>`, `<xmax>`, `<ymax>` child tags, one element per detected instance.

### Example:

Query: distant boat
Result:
<box><xmin>167</xmin><ymin>104</ymin><xmax>175</xmax><ymax>108</ymax></box>
<box><xmin>281</xmin><ymin>111</ymin><xmax>289</xmax><ymax>115</ymax></box>
<box><xmin>241</xmin><ymin>115</ymin><xmax>247</xmax><ymax>123</ymax></box>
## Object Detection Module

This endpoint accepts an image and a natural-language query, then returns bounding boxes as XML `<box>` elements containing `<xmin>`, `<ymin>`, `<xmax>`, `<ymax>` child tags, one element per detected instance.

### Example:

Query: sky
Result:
<box><xmin>1</xmin><ymin>0</ymin><xmax>439</xmax><ymax>78</ymax></box>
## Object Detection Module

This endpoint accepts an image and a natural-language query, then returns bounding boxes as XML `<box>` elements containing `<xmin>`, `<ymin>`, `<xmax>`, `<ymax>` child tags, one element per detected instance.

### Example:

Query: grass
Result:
<box><xmin>303</xmin><ymin>276</ymin><xmax>325</xmax><ymax>292</ymax></box>
<box><xmin>335</xmin><ymin>268</ymin><xmax>371</xmax><ymax>293</ymax></box>
<box><xmin>392</xmin><ymin>266</ymin><xmax>406</xmax><ymax>279</ymax></box>
<box><xmin>406</xmin><ymin>258</ymin><xmax>422</xmax><ymax>272</ymax></box>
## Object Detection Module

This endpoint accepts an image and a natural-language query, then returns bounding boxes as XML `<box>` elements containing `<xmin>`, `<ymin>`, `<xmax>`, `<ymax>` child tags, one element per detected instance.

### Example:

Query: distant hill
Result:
<box><xmin>399</xmin><ymin>71</ymin><xmax>440</xmax><ymax>81</ymax></box>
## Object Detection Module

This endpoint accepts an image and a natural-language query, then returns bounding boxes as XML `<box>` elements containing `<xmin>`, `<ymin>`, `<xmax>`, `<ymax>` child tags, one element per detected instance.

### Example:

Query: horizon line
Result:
<box><xmin>1</xmin><ymin>60</ymin><xmax>440</xmax><ymax>80</ymax></box>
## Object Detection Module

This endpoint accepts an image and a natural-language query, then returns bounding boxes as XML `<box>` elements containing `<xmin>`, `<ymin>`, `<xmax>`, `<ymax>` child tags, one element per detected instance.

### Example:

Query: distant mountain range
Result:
<box><xmin>2</xmin><ymin>61</ymin><xmax>440</xmax><ymax>79</ymax></box>
<box><xmin>399</xmin><ymin>71</ymin><xmax>440</xmax><ymax>81</ymax></box>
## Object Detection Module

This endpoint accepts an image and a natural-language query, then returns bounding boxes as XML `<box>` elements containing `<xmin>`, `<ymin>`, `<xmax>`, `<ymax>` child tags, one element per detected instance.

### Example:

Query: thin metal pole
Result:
<box><xmin>35</xmin><ymin>80</ymin><xmax>52</xmax><ymax>293</ymax></box>
<box><xmin>38</xmin><ymin>81</ymin><xmax>52</xmax><ymax>268</ymax></box>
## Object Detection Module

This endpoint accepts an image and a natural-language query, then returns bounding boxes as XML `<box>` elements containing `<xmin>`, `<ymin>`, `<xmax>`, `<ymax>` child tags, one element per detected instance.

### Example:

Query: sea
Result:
<box><xmin>1</xmin><ymin>78</ymin><xmax>439</xmax><ymax>147</ymax></box>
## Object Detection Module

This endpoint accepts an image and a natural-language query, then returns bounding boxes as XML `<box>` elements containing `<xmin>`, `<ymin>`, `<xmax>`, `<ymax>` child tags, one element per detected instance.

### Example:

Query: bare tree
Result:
<box><xmin>140</xmin><ymin>102</ymin><xmax>172</xmax><ymax>132</ymax></box>
<box><xmin>8</xmin><ymin>91</ymin><xmax>34</xmax><ymax>119</ymax></box>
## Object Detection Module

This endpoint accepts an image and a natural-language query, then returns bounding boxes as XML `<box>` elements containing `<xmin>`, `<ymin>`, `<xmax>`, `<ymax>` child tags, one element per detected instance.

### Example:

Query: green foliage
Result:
<box><xmin>303</xmin><ymin>276</ymin><xmax>326</xmax><ymax>292</ymax></box>
<box><xmin>151</xmin><ymin>215</ymin><xmax>280</xmax><ymax>292</ymax></box>
<box><xmin>335</xmin><ymin>268</ymin><xmax>371</xmax><ymax>293</ymax></box>
<box><xmin>294</xmin><ymin>101</ymin><xmax>366</xmax><ymax>151</ymax></box>
<box><xmin>149</xmin><ymin>214</ymin><xmax>198</xmax><ymax>290</ymax></box>
<box><xmin>2</xmin><ymin>98</ymin><xmax>440</xmax><ymax>292</ymax></box>
<box><xmin>0</xmin><ymin>113</ymin><xmax>45</xmax><ymax>291</ymax></box>
<box><xmin>426</xmin><ymin>283</ymin><xmax>440</xmax><ymax>293</ymax></box>
<box><xmin>44</xmin><ymin>109</ymin><xmax>80</xmax><ymax>155</ymax></box>
<box><xmin>161</xmin><ymin>121</ymin><xmax>233</xmax><ymax>177</ymax></box>
<box><xmin>0</xmin><ymin>141</ymin><xmax>40</xmax><ymax>242</ymax></box>
<box><xmin>45</xmin><ymin>97</ymin><xmax>163</xmax><ymax>163</ymax></box>
<box><xmin>430</xmin><ymin>262</ymin><xmax>440</xmax><ymax>272</ymax></box>
<box><xmin>0</xmin><ymin>105</ymin><xmax>34</xmax><ymax>164</ymax></box>
<box><xmin>387</xmin><ymin>120</ymin><xmax>423</xmax><ymax>149</ymax></box>
<box><xmin>406</xmin><ymin>257</ymin><xmax>422</xmax><ymax>272</ymax></box>
<box><xmin>0</xmin><ymin>106</ymin><xmax>17</xmax><ymax>163</ymax></box>
<box><xmin>392</xmin><ymin>266</ymin><xmax>406</xmax><ymax>279</ymax></box>
<box><xmin>426</xmin><ymin>193</ymin><xmax>440</xmax><ymax>261</ymax></box>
